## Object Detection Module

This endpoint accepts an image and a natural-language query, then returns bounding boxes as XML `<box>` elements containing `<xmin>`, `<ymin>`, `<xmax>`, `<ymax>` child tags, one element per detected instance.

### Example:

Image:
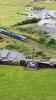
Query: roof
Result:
<box><xmin>28</xmin><ymin>9</ymin><xmax>56</xmax><ymax>19</ymax></box>
<box><xmin>38</xmin><ymin>19</ymin><xmax>56</xmax><ymax>26</ymax></box>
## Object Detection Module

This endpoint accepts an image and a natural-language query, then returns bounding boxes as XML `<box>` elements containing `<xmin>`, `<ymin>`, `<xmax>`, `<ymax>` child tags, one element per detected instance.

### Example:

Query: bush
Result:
<box><xmin>33</xmin><ymin>6</ymin><xmax>45</xmax><ymax>10</ymax></box>
<box><xmin>13</xmin><ymin>18</ymin><xmax>41</xmax><ymax>26</ymax></box>
<box><xmin>5</xmin><ymin>44</ymin><xmax>18</xmax><ymax>50</ymax></box>
<box><xmin>38</xmin><ymin>31</ymin><xmax>48</xmax><ymax>35</ymax></box>
<box><xmin>38</xmin><ymin>37</ymin><xmax>46</xmax><ymax>44</ymax></box>
<box><xmin>37</xmin><ymin>51</ymin><xmax>43</xmax><ymax>56</ymax></box>
<box><xmin>47</xmin><ymin>38</ymin><xmax>56</xmax><ymax>45</ymax></box>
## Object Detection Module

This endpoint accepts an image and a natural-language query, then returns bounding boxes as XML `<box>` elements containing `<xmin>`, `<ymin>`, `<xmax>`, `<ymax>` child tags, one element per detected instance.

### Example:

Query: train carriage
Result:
<box><xmin>0</xmin><ymin>29</ymin><xmax>27</xmax><ymax>42</ymax></box>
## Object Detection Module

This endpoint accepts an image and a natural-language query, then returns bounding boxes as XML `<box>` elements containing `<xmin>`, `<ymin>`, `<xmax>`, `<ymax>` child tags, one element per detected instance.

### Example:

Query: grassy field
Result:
<box><xmin>31</xmin><ymin>1</ymin><xmax>56</xmax><ymax>10</ymax></box>
<box><xmin>0</xmin><ymin>0</ymin><xmax>56</xmax><ymax>27</ymax></box>
<box><xmin>0</xmin><ymin>65</ymin><xmax>56</xmax><ymax>100</ymax></box>
<box><xmin>0</xmin><ymin>0</ymin><xmax>31</xmax><ymax>27</ymax></box>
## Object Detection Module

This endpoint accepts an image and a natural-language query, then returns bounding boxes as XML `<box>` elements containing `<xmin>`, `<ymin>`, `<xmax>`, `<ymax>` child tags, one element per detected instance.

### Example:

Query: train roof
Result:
<box><xmin>0</xmin><ymin>29</ymin><xmax>27</xmax><ymax>39</ymax></box>
<box><xmin>17</xmin><ymin>35</ymin><xmax>27</xmax><ymax>39</ymax></box>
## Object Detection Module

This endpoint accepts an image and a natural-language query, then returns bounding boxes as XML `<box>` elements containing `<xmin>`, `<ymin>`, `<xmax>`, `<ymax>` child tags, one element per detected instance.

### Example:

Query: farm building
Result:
<box><xmin>25</xmin><ymin>6</ymin><xmax>33</xmax><ymax>10</ymax></box>
<box><xmin>27</xmin><ymin>9</ymin><xmax>56</xmax><ymax>19</ymax></box>
<box><xmin>45</xmin><ymin>9</ymin><xmax>56</xmax><ymax>18</ymax></box>
<box><xmin>38</xmin><ymin>19</ymin><xmax>56</xmax><ymax>26</ymax></box>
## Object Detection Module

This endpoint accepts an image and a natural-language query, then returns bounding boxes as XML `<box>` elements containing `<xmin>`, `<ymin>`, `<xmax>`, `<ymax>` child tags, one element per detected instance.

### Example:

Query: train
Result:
<box><xmin>0</xmin><ymin>29</ymin><xmax>27</xmax><ymax>42</ymax></box>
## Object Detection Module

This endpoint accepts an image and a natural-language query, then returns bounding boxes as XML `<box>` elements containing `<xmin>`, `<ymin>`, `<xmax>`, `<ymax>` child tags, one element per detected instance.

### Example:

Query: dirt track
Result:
<box><xmin>27</xmin><ymin>40</ymin><xmax>56</xmax><ymax>58</ymax></box>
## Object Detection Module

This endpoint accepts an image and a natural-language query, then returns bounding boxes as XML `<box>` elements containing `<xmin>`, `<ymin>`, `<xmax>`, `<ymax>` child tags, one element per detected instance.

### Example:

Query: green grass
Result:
<box><xmin>0</xmin><ymin>1</ymin><xmax>56</xmax><ymax>100</ymax></box>
<box><xmin>0</xmin><ymin>0</ymin><xmax>56</xmax><ymax>27</ymax></box>
<box><xmin>31</xmin><ymin>1</ymin><xmax>56</xmax><ymax>10</ymax></box>
<box><xmin>0</xmin><ymin>65</ymin><xmax>56</xmax><ymax>100</ymax></box>
<box><xmin>0</xmin><ymin>0</ymin><xmax>31</xmax><ymax>27</ymax></box>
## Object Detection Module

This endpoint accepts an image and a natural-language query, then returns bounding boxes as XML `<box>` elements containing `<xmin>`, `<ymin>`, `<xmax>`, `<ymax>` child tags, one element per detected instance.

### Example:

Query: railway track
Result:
<box><xmin>0</xmin><ymin>29</ymin><xmax>56</xmax><ymax>58</ymax></box>
<box><xmin>27</xmin><ymin>40</ymin><xmax>56</xmax><ymax>58</ymax></box>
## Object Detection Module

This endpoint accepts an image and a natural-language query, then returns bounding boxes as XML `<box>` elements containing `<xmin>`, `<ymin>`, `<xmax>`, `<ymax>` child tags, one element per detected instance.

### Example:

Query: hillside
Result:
<box><xmin>0</xmin><ymin>1</ymin><xmax>56</xmax><ymax>100</ymax></box>
<box><xmin>0</xmin><ymin>0</ymin><xmax>56</xmax><ymax>60</ymax></box>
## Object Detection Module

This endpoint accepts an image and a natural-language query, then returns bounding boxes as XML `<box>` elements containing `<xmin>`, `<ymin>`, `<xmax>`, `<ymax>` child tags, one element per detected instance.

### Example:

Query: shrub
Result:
<box><xmin>47</xmin><ymin>38</ymin><xmax>56</xmax><ymax>45</ymax></box>
<box><xmin>13</xmin><ymin>18</ymin><xmax>41</xmax><ymax>26</ymax></box>
<box><xmin>37</xmin><ymin>51</ymin><xmax>43</xmax><ymax>56</ymax></box>
<box><xmin>38</xmin><ymin>37</ymin><xmax>46</xmax><ymax>44</ymax></box>
<box><xmin>33</xmin><ymin>6</ymin><xmax>45</xmax><ymax>10</ymax></box>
